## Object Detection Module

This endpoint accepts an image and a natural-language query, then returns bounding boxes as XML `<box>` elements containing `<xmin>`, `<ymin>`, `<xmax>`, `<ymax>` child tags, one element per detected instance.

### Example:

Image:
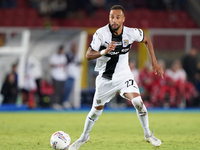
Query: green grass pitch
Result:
<box><xmin>0</xmin><ymin>111</ymin><xmax>200</xmax><ymax>150</ymax></box>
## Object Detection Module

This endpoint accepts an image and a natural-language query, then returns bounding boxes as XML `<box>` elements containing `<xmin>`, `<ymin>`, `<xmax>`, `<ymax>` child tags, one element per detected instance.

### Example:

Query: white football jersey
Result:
<box><xmin>90</xmin><ymin>24</ymin><xmax>144</xmax><ymax>80</ymax></box>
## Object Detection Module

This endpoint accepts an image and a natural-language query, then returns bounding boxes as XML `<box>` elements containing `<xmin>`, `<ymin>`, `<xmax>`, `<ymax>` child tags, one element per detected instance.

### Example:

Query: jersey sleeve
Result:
<box><xmin>90</xmin><ymin>30</ymin><xmax>103</xmax><ymax>51</ymax></box>
<box><xmin>132</xmin><ymin>28</ymin><xmax>144</xmax><ymax>42</ymax></box>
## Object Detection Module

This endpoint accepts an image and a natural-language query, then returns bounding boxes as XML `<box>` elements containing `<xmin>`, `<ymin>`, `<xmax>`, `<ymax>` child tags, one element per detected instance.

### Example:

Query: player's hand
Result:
<box><xmin>105</xmin><ymin>41</ymin><xmax>116</xmax><ymax>54</ymax></box>
<box><xmin>152</xmin><ymin>63</ymin><xmax>164</xmax><ymax>78</ymax></box>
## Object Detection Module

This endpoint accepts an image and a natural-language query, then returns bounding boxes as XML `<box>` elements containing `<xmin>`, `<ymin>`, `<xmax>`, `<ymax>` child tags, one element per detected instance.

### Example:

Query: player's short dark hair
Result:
<box><xmin>110</xmin><ymin>5</ymin><xmax>125</xmax><ymax>15</ymax></box>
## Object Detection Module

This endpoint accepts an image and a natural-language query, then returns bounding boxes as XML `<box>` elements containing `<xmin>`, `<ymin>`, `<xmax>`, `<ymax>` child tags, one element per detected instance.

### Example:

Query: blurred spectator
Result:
<box><xmin>166</xmin><ymin>59</ymin><xmax>197</xmax><ymax>107</ymax></box>
<box><xmin>21</xmin><ymin>68</ymin><xmax>36</xmax><ymax>108</ymax></box>
<box><xmin>63</xmin><ymin>44</ymin><xmax>81</xmax><ymax>109</ymax></box>
<box><xmin>129</xmin><ymin>59</ymin><xmax>139</xmax><ymax>84</ymax></box>
<box><xmin>165</xmin><ymin>60</ymin><xmax>186</xmax><ymax>106</ymax></box>
<box><xmin>149</xmin><ymin>59</ymin><xmax>175</xmax><ymax>107</ymax></box>
<box><xmin>26</xmin><ymin>56</ymin><xmax>43</xmax><ymax>107</ymax></box>
<box><xmin>21</xmin><ymin>57</ymin><xmax>42</xmax><ymax>108</ymax></box>
<box><xmin>166</xmin><ymin>60</ymin><xmax>186</xmax><ymax>82</ymax></box>
<box><xmin>39</xmin><ymin>0</ymin><xmax>67</xmax><ymax>18</ymax></box>
<box><xmin>138</xmin><ymin>59</ymin><xmax>196</xmax><ymax>107</ymax></box>
<box><xmin>49</xmin><ymin>45</ymin><xmax>67</xmax><ymax>109</ymax></box>
<box><xmin>34</xmin><ymin>0</ymin><xmax>187</xmax><ymax>19</ymax></box>
<box><xmin>11</xmin><ymin>63</ymin><xmax>18</xmax><ymax>84</ymax></box>
<box><xmin>182</xmin><ymin>47</ymin><xmax>198</xmax><ymax>85</ymax></box>
<box><xmin>1</xmin><ymin>73</ymin><xmax>18</xmax><ymax>104</ymax></box>
<box><xmin>139</xmin><ymin>61</ymin><xmax>154</xmax><ymax>101</ymax></box>
<box><xmin>39</xmin><ymin>0</ymin><xmax>51</xmax><ymax>17</ymax></box>
<box><xmin>90</xmin><ymin>0</ymin><xmax>106</xmax><ymax>10</ymax></box>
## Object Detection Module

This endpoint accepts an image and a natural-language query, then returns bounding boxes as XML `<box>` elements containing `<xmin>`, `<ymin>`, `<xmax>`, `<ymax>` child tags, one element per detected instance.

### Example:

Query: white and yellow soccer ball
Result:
<box><xmin>50</xmin><ymin>131</ymin><xmax>71</xmax><ymax>150</ymax></box>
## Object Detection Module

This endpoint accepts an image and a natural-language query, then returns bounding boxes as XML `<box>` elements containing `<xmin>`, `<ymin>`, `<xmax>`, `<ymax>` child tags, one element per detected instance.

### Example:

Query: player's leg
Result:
<box><xmin>69</xmin><ymin>75</ymin><xmax>116</xmax><ymax>150</ymax></box>
<box><xmin>124</xmin><ymin>92</ymin><xmax>162</xmax><ymax>147</ymax></box>
<box><xmin>124</xmin><ymin>93</ymin><xmax>150</xmax><ymax>134</ymax></box>
<box><xmin>79</xmin><ymin>75</ymin><xmax>116</xmax><ymax>139</ymax></box>
<box><xmin>81</xmin><ymin>105</ymin><xmax>104</xmax><ymax>140</ymax></box>
<box><xmin>69</xmin><ymin>105</ymin><xmax>104</xmax><ymax>150</ymax></box>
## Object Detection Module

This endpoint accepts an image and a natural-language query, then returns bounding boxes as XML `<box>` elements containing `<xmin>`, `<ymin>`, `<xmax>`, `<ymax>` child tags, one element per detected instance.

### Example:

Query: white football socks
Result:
<box><xmin>81</xmin><ymin>107</ymin><xmax>103</xmax><ymax>140</ymax></box>
<box><xmin>132</xmin><ymin>96</ymin><xmax>151</xmax><ymax>135</ymax></box>
<box><xmin>80</xmin><ymin>96</ymin><xmax>151</xmax><ymax>141</ymax></box>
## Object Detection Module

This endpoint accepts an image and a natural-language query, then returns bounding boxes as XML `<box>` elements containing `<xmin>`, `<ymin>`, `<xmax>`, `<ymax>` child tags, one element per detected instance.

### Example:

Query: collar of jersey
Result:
<box><xmin>108</xmin><ymin>24</ymin><xmax>123</xmax><ymax>37</ymax></box>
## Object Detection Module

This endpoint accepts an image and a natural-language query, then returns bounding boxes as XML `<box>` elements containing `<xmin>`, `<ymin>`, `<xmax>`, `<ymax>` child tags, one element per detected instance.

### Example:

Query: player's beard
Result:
<box><xmin>111</xmin><ymin>23</ymin><xmax>121</xmax><ymax>31</ymax></box>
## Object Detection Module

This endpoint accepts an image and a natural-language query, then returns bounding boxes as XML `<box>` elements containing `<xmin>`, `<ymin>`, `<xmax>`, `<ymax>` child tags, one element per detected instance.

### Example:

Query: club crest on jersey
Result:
<box><xmin>123</xmin><ymin>39</ymin><xmax>129</xmax><ymax>47</ymax></box>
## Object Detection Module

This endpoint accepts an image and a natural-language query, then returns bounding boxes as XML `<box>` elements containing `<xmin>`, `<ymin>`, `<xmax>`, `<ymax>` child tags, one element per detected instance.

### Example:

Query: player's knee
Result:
<box><xmin>87</xmin><ymin>107</ymin><xmax>103</xmax><ymax>122</ymax></box>
<box><xmin>131</xmin><ymin>96</ymin><xmax>147</xmax><ymax>115</ymax></box>
<box><xmin>131</xmin><ymin>96</ymin><xmax>143</xmax><ymax>110</ymax></box>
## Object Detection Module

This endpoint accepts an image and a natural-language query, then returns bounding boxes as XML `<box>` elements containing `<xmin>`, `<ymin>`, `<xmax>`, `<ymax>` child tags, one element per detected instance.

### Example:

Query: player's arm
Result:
<box><xmin>86</xmin><ymin>41</ymin><xmax>116</xmax><ymax>60</ymax></box>
<box><xmin>142</xmin><ymin>34</ymin><xmax>164</xmax><ymax>78</ymax></box>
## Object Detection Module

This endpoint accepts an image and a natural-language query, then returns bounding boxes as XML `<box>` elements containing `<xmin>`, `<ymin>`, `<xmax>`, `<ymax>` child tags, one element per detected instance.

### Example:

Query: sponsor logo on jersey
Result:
<box><xmin>114</xmin><ymin>42</ymin><xmax>122</xmax><ymax>46</ymax></box>
<box><xmin>108</xmin><ymin>51</ymin><xmax>119</xmax><ymax>55</ymax></box>
<box><xmin>123</xmin><ymin>39</ymin><xmax>129</xmax><ymax>47</ymax></box>
<box><xmin>121</xmin><ymin>48</ymin><xmax>129</xmax><ymax>53</ymax></box>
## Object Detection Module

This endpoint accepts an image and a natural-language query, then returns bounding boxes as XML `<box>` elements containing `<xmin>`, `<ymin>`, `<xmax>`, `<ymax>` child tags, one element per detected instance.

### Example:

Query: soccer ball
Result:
<box><xmin>50</xmin><ymin>131</ymin><xmax>71</xmax><ymax>150</ymax></box>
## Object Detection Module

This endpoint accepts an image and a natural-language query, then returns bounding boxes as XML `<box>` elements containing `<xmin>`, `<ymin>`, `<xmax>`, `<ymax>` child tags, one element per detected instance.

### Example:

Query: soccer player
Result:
<box><xmin>69</xmin><ymin>5</ymin><xmax>163</xmax><ymax>150</ymax></box>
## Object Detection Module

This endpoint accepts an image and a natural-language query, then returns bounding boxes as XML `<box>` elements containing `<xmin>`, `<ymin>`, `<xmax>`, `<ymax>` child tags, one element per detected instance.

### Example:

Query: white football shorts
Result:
<box><xmin>92</xmin><ymin>73</ymin><xmax>140</xmax><ymax>107</ymax></box>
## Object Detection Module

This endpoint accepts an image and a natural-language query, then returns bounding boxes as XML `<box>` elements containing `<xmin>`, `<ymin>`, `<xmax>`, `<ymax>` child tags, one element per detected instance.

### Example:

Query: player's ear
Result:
<box><xmin>123</xmin><ymin>16</ymin><xmax>125</xmax><ymax>23</ymax></box>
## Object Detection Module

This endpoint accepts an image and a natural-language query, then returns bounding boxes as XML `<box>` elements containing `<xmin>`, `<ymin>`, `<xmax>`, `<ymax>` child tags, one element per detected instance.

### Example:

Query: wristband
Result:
<box><xmin>100</xmin><ymin>49</ymin><xmax>106</xmax><ymax>56</ymax></box>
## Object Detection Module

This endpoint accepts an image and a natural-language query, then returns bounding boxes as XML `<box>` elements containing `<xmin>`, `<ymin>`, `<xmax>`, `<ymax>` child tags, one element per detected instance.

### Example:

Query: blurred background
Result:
<box><xmin>0</xmin><ymin>0</ymin><xmax>200</xmax><ymax>111</ymax></box>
